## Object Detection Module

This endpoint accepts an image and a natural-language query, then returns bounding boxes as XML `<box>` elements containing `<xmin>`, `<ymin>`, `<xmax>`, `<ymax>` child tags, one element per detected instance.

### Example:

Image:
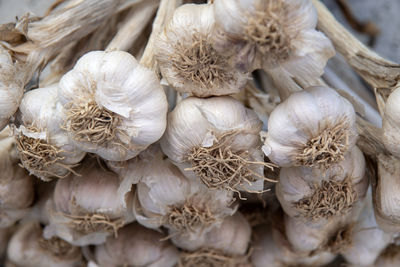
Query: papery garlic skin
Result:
<box><xmin>14</xmin><ymin>84</ymin><xmax>86</xmax><ymax>180</ymax></box>
<box><xmin>382</xmin><ymin>86</ymin><xmax>400</xmax><ymax>158</ymax></box>
<box><xmin>155</xmin><ymin>4</ymin><xmax>248</xmax><ymax>97</ymax></box>
<box><xmin>7</xmin><ymin>222</ymin><xmax>83</xmax><ymax>267</ymax></box>
<box><xmin>263</xmin><ymin>86</ymin><xmax>357</xmax><ymax>168</ymax></box>
<box><xmin>44</xmin><ymin>161</ymin><xmax>134</xmax><ymax>246</ymax></box>
<box><xmin>0</xmin><ymin>46</ymin><xmax>24</xmax><ymax>131</ymax></box>
<box><xmin>161</xmin><ymin>96</ymin><xmax>270</xmax><ymax>193</ymax></box>
<box><xmin>59</xmin><ymin>50</ymin><xmax>167</xmax><ymax>161</ymax></box>
<box><xmin>94</xmin><ymin>223</ymin><xmax>179</xmax><ymax>267</ymax></box>
<box><xmin>212</xmin><ymin>0</ymin><xmax>334</xmax><ymax>82</ymax></box>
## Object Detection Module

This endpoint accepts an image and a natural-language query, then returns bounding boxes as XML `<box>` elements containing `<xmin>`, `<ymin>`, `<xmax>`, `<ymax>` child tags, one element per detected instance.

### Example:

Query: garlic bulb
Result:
<box><xmin>132</xmin><ymin>152</ymin><xmax>235</xmax><ymax>235</ymax></box>
<box><xmin>44</xmin><ymin>160</ymin><xmax>134</xmax><ymax>246</ymax></box>
<box><xmin>14</xmin><ymin>84</ymin><xmax>86</xmax><ymax>180</ymax></box>
<box><xmin>94</xmin><ymin>223</ymin><xmax>179</xmax><ymax>267</ymax></box>
<box><xmin>276</xmin><ymin>146</ymin><xmax>368</xmax><ymax>224</ymax></box>
<box><xmin>171</xmin><ymin>212</ymin><xmax>251</xmax><ymax>256</ymax></box>
<box><xmin>263</xmin><ymin>86</ymin><xmax>357</xmax><ymax>168</ymax></box>
<box><xmin>212</xmin><ymin>0</ymin><xmax>335</xmax><ymax>82</ymax></box>
<box><xmin>161</xmin><ymin>96</ymin><xmax>275</xmax><ymax>194</ymax></box>
<box><xmin>58</xmin><ymin>50</ymin><xmax>168</xmax><ymax>161</ymax></box>
<box><xmin>7</xmin><ymin>222</ymin><xmax>83</xmax><ymax>267</ymax></box>
<box><xmin>155</xmin><ymin>4</ymin><xmax>248</xmax><ymax>97</ymax></box>
<box><xmin>0</xmin><ymin>46</ymin><xmax>24</xmax><ymax>131</ymax></box>
<box><xmin>382</xmin><ymin>86</ymin><xmax>400</xmax><ymax>158</ymax></box>
<box><xmin>374</xmin><ymin>154</ymin><xmax>400</xmax><ymax>233</ymax></box>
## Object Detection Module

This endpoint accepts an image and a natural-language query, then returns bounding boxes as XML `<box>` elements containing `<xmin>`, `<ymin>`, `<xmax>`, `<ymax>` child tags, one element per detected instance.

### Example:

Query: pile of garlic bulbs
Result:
<box><xmin>1</xmin><ymin>0</ymin><xmax>400</xmax><ymax>266</ymax></box>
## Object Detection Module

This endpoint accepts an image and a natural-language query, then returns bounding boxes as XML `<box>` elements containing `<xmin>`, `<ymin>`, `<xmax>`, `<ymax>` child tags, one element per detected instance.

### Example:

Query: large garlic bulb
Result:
<box><xmin>276</xmin><ymin>146</ymin><xmax>368</xmax><ymax>224</ymax></box>
<box><xmin>382</xmin><ymin>86</ymin><xmax>400</xmax><ymax>158</ymax></box>
<box><xmin>132</xmin><ymin>151</ymin><xmax>235</xmax><ymax>235</ymax></box>
<box><xmin>58</xmin><ymin>50</ymin><xmax>168</xmax><ymax>161</ymax></box>
<box><xmin>14</xmin><ymin>84</ymin><xmax>86</xmax><ymax>180</ymax></box>
<box><xmin>161</xmin><ymin>96</ymin><xmax>275</xmax><ymax>194</ymax></box>
<box><xmin>93</xmin><ymin>223</ymin><xmax>179</xmax><ymax>267</ymax></box>
<box><xmin>212</xmin><ymin>0</ymin><xmax>334</xmax><ymax>83</ymax></box>
<box><xmin>0</xmin><ymin>46</ymin><xmax>24</xmax><ymax>131</ymax></box>
<box><xmin>263</xmin><ymin>86</ymin><xmax>357</xmax><ymax>168</ymax></box>
<box><xmin>7</xmin><ymin>222</ymin><xmax>83</xmax><ymax>267</ymax></box>
<box><xmin>44</xmin><ymin>161</ymin><xmax>134</xmax><ymax>246</ymax></box>
<box><xmin>155</xmin><ymin>4</ymin><xmax>248</xmax><ymax>97</ymax></box>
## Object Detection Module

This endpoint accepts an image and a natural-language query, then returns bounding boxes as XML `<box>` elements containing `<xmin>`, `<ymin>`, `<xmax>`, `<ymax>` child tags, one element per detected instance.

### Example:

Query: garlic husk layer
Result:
<box><xmin>212</xmin><ymin>0</ymin><xmax>335</xmax><ymax>81</ymax></box>
<box><xmin>14</xmin><ymin>84</ymin><xmax>86</xmax><ymax>180</ymax></box>
<box><xmin>94</xmin><ymin>223</ymin><xmax>179</xmax><ymax>267</ymax></box>
<box><xmin>263</xmin><ymin>86</ymin><xmax>357</xmax><ymax>168</ymax></box>
<box><xmin>155</xmin><ymin>4</ymin><xmax>248</xmax><ymax>97</ymax></box>
<box><xmin>44</xmin><ymin>161</ymin><xmax>134</xmax><ymax>246</ymax></box>
<box><xmin>7</xmin><ymin>221</ymin><xmax>83</xmax><ymax>267</ymax></box>
<box><xmin>59</xmin><ymin>50</ymin><xmax>168</xmax><ymax>161</ymax></box>
<box><xmin>382</xmin><ymin>86</ymin><xmax>400</xmax><ymax>158</ymax></box>
<box><xmin>161</xmin><ymin>96</ymin><xmax>273</xmax><ymax>193</ymax></box>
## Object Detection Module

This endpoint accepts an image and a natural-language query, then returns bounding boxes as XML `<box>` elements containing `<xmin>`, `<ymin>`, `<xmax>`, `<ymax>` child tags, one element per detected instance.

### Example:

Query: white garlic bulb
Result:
<box><xmin>263</xmin><ymin>86</ymin><xmax>357</xmax><ymax>168</ymax></box>
<box><xmin>212</xmin><ymin>0</ymin><xmax>335</xmax><ymax>83</ymax></box>
<box><xmin>161</xmin><ymin>96</ymin><xmax>275</xmax><ymax>194</ymax></box>
<box><xmin>58</xmin><ymin>50</ymin><xmax>168</xmax><ymax>161</ymax></box>
<box><xmin>14</xmin><ymin>84</ymin><xmax>86</xmax><ymax>180</ymax></box>
<box><xmin>382</xmin><ymin>86</ymin><xmax>400</xmax><ymax>158</ymax></box>
<box><xmin>44</xmin><ymin>160</ymin><xmax>134</xmax><ymax>246</ymax></box>
<box><xmin>94</xmin><ymin>223</ymin><xmax>179</xmax><ymax>267</ymax></box>
<box><xmin>155</xmin><ymin>4</ymin><xmax>248</xmax><ymax>97</ymax></box>
<box><xmin>7</xmin><ymin>222</ymin><xmax>83</xmax><ymax>267</ymax></box>
<box><xmin>0</xmin><ymin>46</ymin><xmax>24</xmax><ymax>131</ymax></box>
<box><xmin>276</xmin><ymin>146</ymin><xmax>368</xmax><ymax>225</ymax></box>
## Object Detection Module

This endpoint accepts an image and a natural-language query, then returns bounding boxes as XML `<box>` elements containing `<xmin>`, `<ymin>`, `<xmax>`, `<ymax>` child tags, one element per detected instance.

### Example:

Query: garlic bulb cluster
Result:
<box><xmin>7</xmin><ymin>222</ymin><xmax>83</xmax><ymax>267</ymax></box>
<box><xmin>0</xmin><ymin>46</ymin><xmax>24</xmax><ymax>131</ymax></box>
<box><xmin>155</xmin><ymin>4</ymin><xmax>248</xmax><ymax>97</ymax></box>
<box><xmin>59</xmin><ymin>50</ymin><xmax>168</xmax><ymax>161</ymax></box>
<box><xmin>161</xmin><ymin>96</ymin><xmax>275</xmax><ymax>194</ymax></box>
<box><xmin>382</xmin><ymin>86</ymin><xmax>400</xmax><ymax>158</ymax></box>
<box><xmin>93</xmin><ymin>223</ymin><xmax>179</xmax><ymax>267</ymax></box>
<box><xmin>263</xmin><ymin>86</ymin><xmax>357</xmax><ymax>168</ymax></box>
<box><xmin>276</xmin><ymin>146</ymin><xmax>368</xmax><ymax>224</ymax></box>
<box><xmin>212</xmin><ymin>0</ymin><xmax>335</xmax><ymax>82</ymax></box>
<box><xmin>44</xmin><ymin>160</ymin><xmax>134</xmax><ymax>246</ymax></box>
<box><xmin>14</xmin><ymin>84</ymin><xmax>86</xmax><ymax>180</ymax></box>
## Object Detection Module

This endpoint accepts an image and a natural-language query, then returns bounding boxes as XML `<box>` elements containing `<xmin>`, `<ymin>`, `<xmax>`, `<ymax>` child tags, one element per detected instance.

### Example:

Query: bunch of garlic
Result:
<box><xmin>44</xmin><ymin>160</ymin><xmax>134</xmax><ymax>246</ymax></box>
<box><xmin>161</xmin><ymin>96</ymin><xmax>275</xmax><ymax>194</ymax></box>
<box><xmin>92</xmin><ymin>223</ymin><xmax>179</xmax><ymax>267</ymax></box>
<box><xmin>14</xmin><ymin>84</ymin><xmax>86</xmax><ymax>181</ymax></box>
<box><xmin>212</xmin><ymin>0</ymin><xmax>334</xmax><ymax>85</ymax></box>
<box><xmin>58</xmin><ymin>50</ymin><xmax>168</xmax><ymax>161</ymax></box>
<box><xmin>0</xmin><ymin>127</ymin><xmax>34</xmax><ymax>227</ymax></box>
<box><xmin>263</xmin><ymin>86</ymin><xmax>357</xmax><ymax>168</ymax></box>
<box><xmin>155</xmin><ymin>3</ymin><xmax>248</xmax><ymax>97</ymax></box>
<box><xmin>7</xmin><ymin>221</ymin><xmax>84</xmax><ymax>267</ymax></box>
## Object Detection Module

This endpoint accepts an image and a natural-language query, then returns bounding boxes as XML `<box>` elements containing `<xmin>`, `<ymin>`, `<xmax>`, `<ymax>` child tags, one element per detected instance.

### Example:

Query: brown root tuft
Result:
<box><xmin>186</xmin><ymin>131</ymin><xmax>276</xmax><ymax>197</ymax></box>
<box><xmin>178</xmin><ymin>248</ymin><xmax>251</xmax><ymax>267</ymax></box>
<box><xmin>64</xmin><ymin>101</ymin><xmax>127</xmax><ymax>147</ymax></box>
<box><xmin>171</xmin><ymin>32</ymin><xmax>235</xmax><ymax>90</ymax></box>
<box><xmin>295</xmin><ymin>176</ymin><xmax>357</xmax><ymax>221</ymax></box>
<box><xmin>296</xmin><ymin>118</ymin><xmax>350</xmax><ymax>168</ymax></box>
<box><xmin>38</xmin><ymin>236</ymin><xmax>79</xmax><ymax>259</ymax></box>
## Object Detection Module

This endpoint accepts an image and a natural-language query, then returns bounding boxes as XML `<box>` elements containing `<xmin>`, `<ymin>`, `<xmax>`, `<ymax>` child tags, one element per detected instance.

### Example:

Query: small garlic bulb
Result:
<box><xmin>132</xmin><ymin>152</ymin><xmax>235</xmax><ymax>235</ymax></box>
<box><xmin>276</xmin><ymin>146</ymin><xmax>368</xmax><ymax>224</ymax></box>
<box><xmin>7</xmin><ymin>222</ymin><xmax>83</xmax><ymax>267</ymax></box>
<box><xmin>0</xmin><ymin>46</ymin><xmax>24</xmax><ymax>131</ymax></box>
<box><xmin>14</xmin><ymin>84</ymin><xmax>86</xmax><ymax>180</ymax></box>
<box><xmin>263</xmin><ymin>86</ymin><xmax>357</xmax><ymax>168</ymax></box>
<box><xmin>155</xmin><ymin>4</ymin><xmax>248</xmax><ymax>97</ymax></box>
<box><xmin>44</xmin><ymin>160</ymin><xmax>134</xmax><ymax>246</ymax></box>
<box><xmin>59</xmin><ymin>50</ymin><xmax>168</xmax><ymax>161</ymax></box>
<box><xmin>212</xmin><ymin>0</ymin><xmax>335</xmax><ymax>81</ymax></box>
<box><xmin>161</xmin><ymin>96</ymin><xmax>275</xmax><ymax>194</ymax></box>
<box><xmin>382</xmin><ymin>86</ymin><xmax>400</xmax><ymax>158</ymax></box>
<box><xmin>94</xmin><ymin>223</ymin><xmax>179</xmax><ymax>267</ymax></box>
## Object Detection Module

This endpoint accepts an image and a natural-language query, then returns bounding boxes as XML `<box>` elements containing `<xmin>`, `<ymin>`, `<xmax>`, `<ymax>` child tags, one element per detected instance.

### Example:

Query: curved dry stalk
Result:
<box><xmin>178</xmin><ymin>248</ymin><xmax>251</xmax><ymax>267</ymax></box>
